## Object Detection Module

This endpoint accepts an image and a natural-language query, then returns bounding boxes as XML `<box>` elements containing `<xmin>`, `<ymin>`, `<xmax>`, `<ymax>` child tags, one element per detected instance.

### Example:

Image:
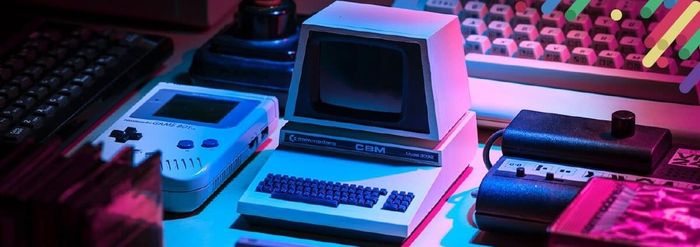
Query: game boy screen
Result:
<box><xmin>154</xmin><ymin>95</ymin><xmax>238</xmax><ymax>123</ymax></box>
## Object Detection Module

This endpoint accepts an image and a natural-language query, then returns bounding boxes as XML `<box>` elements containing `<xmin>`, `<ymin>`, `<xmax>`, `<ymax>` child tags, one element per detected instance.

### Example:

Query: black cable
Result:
<box><xmin>483</xmin><ymin>129</ymin><xmax>505</xmax><ymax>170</ymax></box>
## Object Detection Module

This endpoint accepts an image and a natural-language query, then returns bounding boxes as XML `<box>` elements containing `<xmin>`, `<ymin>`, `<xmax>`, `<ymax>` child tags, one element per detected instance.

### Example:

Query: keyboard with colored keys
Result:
<box><xmin>0</xmin><ymin>17</ymin><xmax>172</xmax><ymax>150</ymax></box>
<box><xmin>417</xmin><ymin>0</ymin><xmax>699</xmax><ymax>104</ymax></box>
<box><xmin>255</xmin><ymin>173</ymin><xmax>415</xmax><ymax>212</ymax></box>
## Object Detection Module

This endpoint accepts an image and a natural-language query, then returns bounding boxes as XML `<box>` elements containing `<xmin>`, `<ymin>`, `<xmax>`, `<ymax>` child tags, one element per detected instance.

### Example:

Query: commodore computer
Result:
<box><xmin>238</xmin><ymin>1</ymin><xmax>478</xmax><ymax>241</ymax></box>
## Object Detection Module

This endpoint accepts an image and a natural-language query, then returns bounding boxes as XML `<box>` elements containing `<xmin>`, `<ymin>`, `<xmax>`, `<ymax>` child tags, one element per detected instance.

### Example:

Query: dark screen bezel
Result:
<box><xmin>293</xmin><ymin>31</ymin><xmax>430</xmax><ymax>134</ymax></box>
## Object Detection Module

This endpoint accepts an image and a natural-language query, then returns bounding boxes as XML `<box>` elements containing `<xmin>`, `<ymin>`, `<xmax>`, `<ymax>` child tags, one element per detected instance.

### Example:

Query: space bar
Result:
<box><xmin>465</xmin><ymin>54</ymin><xmax>699</xmax><ymax>105</ymax></box>
<box><xmin>271</xmin><ymin>192</ymin><xmax>339</xmax><ymax>207</ymax></box>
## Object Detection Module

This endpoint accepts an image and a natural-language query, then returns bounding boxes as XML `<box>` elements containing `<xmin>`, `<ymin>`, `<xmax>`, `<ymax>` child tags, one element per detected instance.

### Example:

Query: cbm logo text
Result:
<box><xmin>355</xmin><ymin>144</ymin><xmax>386</xmax><ymax>154</ymax></box>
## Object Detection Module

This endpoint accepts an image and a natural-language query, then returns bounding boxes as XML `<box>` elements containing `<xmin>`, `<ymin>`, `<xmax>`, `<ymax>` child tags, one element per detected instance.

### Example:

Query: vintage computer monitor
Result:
<box><xmin>238</xmin><ymin>1</ymin><xmax>478</xmax><ymax>242</ymax></box>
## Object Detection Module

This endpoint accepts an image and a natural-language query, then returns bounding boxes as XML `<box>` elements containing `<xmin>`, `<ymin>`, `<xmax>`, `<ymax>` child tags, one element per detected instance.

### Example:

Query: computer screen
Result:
<box><xmin>293</xmin><ymin>31</ymin><xmax>430</xmax><ymax>133</ymax></box>
<box><xmin>319</xmin><ymin>40</ymin><xmax>404</xmax><ymax>114</ymax></box>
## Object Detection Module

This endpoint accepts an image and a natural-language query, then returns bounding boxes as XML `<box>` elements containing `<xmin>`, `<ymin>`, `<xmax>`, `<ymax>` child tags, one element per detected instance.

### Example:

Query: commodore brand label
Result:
<box><xmin>282</xmin><ymin>132</ymin><xmax>440</xmax><ymax>165</ymax></box>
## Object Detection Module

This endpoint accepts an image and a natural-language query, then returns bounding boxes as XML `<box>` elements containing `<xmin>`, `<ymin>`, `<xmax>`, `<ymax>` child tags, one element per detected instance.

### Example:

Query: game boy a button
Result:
<box><xmin>177</xmin><ymin>140</ymin><xmax>194</xmax><ymax>149</ymax></box>
<box><xmin>202</xmin><ymin>139</ymin><xmax>219</xmax><ymax>148</ymax></box>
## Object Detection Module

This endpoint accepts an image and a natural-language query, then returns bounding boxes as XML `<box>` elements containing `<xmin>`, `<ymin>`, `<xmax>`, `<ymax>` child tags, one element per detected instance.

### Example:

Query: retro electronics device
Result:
<box><xmin>237</xmin><ymin>1</ymin><xmax>478</xmax><ymax>242</ymax></box>
<box><xmin>93</xmin><ymin>82</ymin><xmax>278</xmax><ymax>213</ymax></box>
<box><xmin>190</xmin><ymin>0</ymin><xmax>300</xmax><ymax>109</ymax></box>
<box><xmin>475</xmin><ymin>110</ymin><xmax>700</xmax><ymax>234</ymax></box>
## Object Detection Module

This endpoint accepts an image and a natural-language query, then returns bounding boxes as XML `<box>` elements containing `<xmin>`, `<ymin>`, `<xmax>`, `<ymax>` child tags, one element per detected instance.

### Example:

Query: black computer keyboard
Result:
<box><xmin>256</xmin><ymin>173</ymin><xmax>415</xmax><ymax>212</ymax></box>
<box><xmin>0</xmin><ymin>18</ymin><xmax>173</xmax><ymax>150</ymax></box>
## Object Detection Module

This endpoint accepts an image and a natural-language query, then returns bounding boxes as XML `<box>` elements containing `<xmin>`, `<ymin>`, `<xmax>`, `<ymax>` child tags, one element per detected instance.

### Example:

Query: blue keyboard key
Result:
<box><xmin>381</xmin><ymin>190</ymin><xmax>416</xmax><ymax>213</ymax></box>
<box><xmin>271</xmin><ymin>192</ymin><xmax>339</xmax><ymax>207</ymax></box>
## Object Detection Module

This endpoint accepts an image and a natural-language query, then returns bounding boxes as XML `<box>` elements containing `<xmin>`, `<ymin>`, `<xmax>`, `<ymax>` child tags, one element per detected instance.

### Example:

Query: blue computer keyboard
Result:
<box><xmin>255</xmin><ymin>173</ymin><xmax>415</xmax><ymax>212</ymax></box>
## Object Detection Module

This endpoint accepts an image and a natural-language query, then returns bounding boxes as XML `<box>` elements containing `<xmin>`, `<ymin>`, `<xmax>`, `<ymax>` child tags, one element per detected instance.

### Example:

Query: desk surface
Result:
<box><xmin>161</xmin><ymin>135</ymin><xmax>501</xmax><ymax>247</ymax></box>
<box><xmin>73</xmin><ymin>14</ymin><xmax>537</xmax><ymax>247</ymax></box>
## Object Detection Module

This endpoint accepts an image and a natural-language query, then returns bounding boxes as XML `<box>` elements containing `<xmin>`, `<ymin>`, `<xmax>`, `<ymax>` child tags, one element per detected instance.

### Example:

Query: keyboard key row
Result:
<box><xmin>256</xmin><ymin>173</ymin><xmax>387</xmax><ymax>208</ymax></box>
<box><xmin>464</xmin><ymin>21</ymin><xmax>658</xmax><ymax>55</ymax></box>
<box><xmin>461</xmin><ymin>8</ymin><xmax>649</xmax><ymax>36</ymax></box>
<box><xmin>450</xmin><ymin>1</ymin><xmax>662</xmax><ymax>22</ymax></box>
<box><xmin>257</xmin><ymin>173</ymin><xmax>415</xmax><ymax>212</ymax></box>
<box><xmin>465</xmin><ymin>35</ymin><xmax>686</xmax><ymax>73</ymax></box>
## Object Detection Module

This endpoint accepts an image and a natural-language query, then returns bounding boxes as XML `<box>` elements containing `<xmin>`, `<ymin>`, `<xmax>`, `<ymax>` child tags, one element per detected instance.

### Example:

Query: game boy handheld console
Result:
<box><xmin>93</xmin><ymin>82</ymin><xmax>278</xmax><ymax>213</ymax></box>
<box><xmin>475</xmin><ymin>110</ymin><xmax>700</xmax><ymax>234</ymax></box>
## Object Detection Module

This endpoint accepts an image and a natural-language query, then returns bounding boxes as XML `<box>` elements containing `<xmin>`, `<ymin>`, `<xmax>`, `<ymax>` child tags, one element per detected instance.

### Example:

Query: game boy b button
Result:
<box><xmin>177</xmin><ymin>140</ymin><xmax>194</xmax><ymax>149</ymax></box>
<box><xmin>202</xmin><ymin>139</ymin><xmax>219</xmax><ymax>148</ymax></box>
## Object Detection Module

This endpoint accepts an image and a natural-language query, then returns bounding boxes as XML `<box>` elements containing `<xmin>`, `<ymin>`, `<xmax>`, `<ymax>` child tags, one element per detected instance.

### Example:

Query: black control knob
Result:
<box><xmin>611</xmin><ymin>110</ymin><xmax>636</xmax><ymax>138</ymax></box>
<box><xmin>516</xmin><ymin>167</ymin><xmax>525</xmax><ymax>177</ymax></box>
<box><xmin>230</xmin><ymin>0</ymin><xmax>297</xmax><ymax>40</ymax></box>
